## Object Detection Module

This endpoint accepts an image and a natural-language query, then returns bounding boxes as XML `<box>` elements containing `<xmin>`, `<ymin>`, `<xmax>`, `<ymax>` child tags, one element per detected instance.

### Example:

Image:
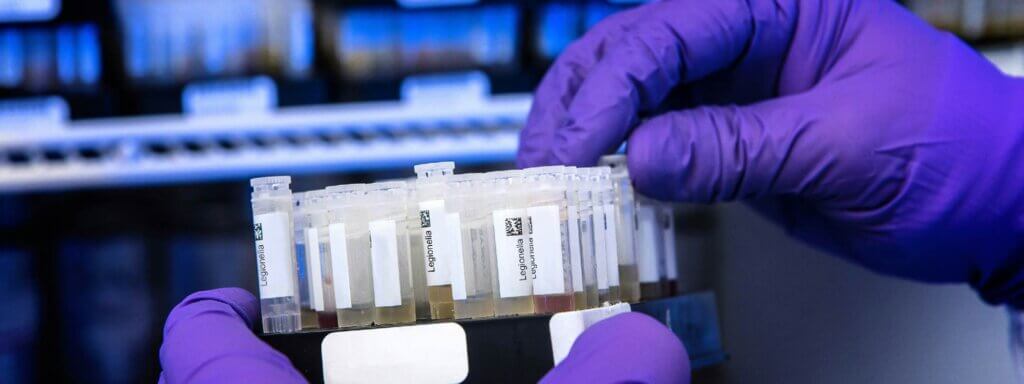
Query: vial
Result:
<box><xmin>522</xmin><ymin>166</ymin><xmax>575</xmax><ymax>314</ymax></box>
<box><xmin>598</xmin><ymin>155</ymin><xmax>641</xmax><ymax>303</ymax></box>
<box><xmin>586</xmin><ymin>167</ymin><xmax>620</xmax><ymax>304</ymax></box>
<box><xmin>566</xmin><ymin>167</ymin><xmax>598</xmax><ymax>309</ymax></box>
<box><xmin>292</xmin><ymin>192</ymin><xmax>319</xmax><ymax>329</ymax></box>
<box><xmin>325</xmin><ymin>184</ymin><xmax>374</xmax><ymax>328</ymax></box>
<box><xmin>250</xmin><ymin>176</ymin><xmax>301</xmax><ymax>334</ymax></box>
<box><xmin>659</xmin><ymin>203</ymin><xmax>679</xmax><ymax>296</ymax></box>
<box><xmin>448</xmin><ymin>174</ymin><xmax>497</xmax><ymax>319</ymax></box>
<box><xmin>365</xmin><ymin>181</ymin><xmax>417</xmax><ymax>325</ymax></box>
<box><xmin>486</xmin><ymin>170</ymin><xmax>536</xmax><ymax>317</ymax></box>
<box><xmin>412</xmin><ymin>161</ymin><xmax>457</xmax><ymax>320</ymax></box>
<box><xmin>635</xmin><ymin>196</ymin><xmax>665</xmax><ymax>300</ymax></box>
<box><xmin>303</xmin><ymin>190</ymin><xmax>339</xmax><ymax>328</ymax></box>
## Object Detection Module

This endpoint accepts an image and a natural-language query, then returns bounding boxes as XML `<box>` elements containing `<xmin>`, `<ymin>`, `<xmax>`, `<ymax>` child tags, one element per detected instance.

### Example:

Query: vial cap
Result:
<box><xmin>326</xmin><ymin>183</ymin><xmax>367</xmax><ymax>193</ymax></box>
<box><xmin>522</xmin><ymin>165</ymin><xmax>567</xmax><ymax>175</ymax></box>
<box><xmin>413</xmin><ymin>161</ymin><xmax>456</xmax><ymax>178</ymax></box>
<box><xmin>366</xmin><ymin>180</ymin><xmax>408</xmax><ymax>192</ymax></box>
<box><xmin>250</xmin><ymin>175</ymin><xmax>291</xmax><ymax>188</ymax></box>
<box><xmin>597</xmin><ymin>154</ymin><xmax>626</xmax><ymax>168</ymax></box>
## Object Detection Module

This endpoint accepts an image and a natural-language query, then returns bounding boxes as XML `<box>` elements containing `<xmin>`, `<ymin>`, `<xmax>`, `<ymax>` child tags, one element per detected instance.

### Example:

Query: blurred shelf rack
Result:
<box><xmin>0</xmin><ymin>93</ymin><xmax>532</xmax><ymax>193</ymax></box>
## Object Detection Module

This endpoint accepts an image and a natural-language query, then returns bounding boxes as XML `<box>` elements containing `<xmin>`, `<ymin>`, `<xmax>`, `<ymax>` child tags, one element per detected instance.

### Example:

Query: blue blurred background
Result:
<box><xmin>0</xmin><ymin>0</ymin><xmax>1022</xmax><ymax>382</ymax></box>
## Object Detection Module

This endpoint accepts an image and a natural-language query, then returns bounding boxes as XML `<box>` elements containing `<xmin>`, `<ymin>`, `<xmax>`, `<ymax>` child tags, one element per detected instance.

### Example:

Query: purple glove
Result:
<box><xmin>159</xmin><ymin>288</ymin><xmax>306</xmax><ymax>384</ymax></box>
<box><xmin>540</xmin><ymin>312</ymin><xmax>690</xmax><ymax>384</ymax></box>
<box><xmin>519</xmin><ymin>0</ymin><xmax>1024</xmax><ymax>307</ymax></box>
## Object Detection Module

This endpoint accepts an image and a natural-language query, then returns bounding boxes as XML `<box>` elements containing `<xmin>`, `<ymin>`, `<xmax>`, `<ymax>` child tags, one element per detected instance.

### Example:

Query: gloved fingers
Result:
<box><xmin>518</xmin><ymin>5</ymin><xmax>649</xmax><ymax>167</ymax></box>
<box><xmin>549</xmin><ymin>0</ymin><xmax>756</xmax><ymax>167</ymax></box>
<box><xmin>540</xmin><ymin>312</ymin><xmax>690</xmax><ymax>384</ymax></box>
<box><xmin>625</xmin><ymin>94</ymin><xmax>841</xmax><ymax>204</ymax></box>
<box><xmin>159</xmin><ymin>288</ymin><xmax>306</xmax><ymax>384</ymax></box>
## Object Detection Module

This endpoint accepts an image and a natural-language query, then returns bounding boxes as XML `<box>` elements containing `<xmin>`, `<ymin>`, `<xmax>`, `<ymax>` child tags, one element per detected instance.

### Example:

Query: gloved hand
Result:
<box><xmin>540</xmin><ymin>312</ymin><xmax>690</xmax><ymax>384</ymax></box>
<box><xmin>159</xmin><ymin>288</ymin><xmax>306</xmax><ymax>384</ymax></box>
<box><xmin>518</xmin><ymin>0</ymin><xmax>1024</xmax><ymax>307</ymax></box>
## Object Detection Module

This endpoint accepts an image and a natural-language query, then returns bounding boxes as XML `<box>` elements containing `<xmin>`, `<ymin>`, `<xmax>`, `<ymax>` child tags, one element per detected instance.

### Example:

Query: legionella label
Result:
<box><xmin>370</xmin><ymin>220</ymin><xmax>402</xmax><ymax>307</ymax></box>
<box><xmin>253</xmin><ymin>212</ymin><xmax>295</xmax><ymax>300</ymax></box>
<box><xmin>492</xmin><ymin>208</ymin><xmax>532</xmax><ymax>298</ymax></box>
<box><xmin>603</xmin><ymin>203</ymin><xmax>620</xmax><ymax>286</ymax></box>
<box><xmin>528</xmin><ymin>205</ymin><xmax>567</xmax><ymax>296</ymax></box>
<box><xmin>329</xmin><ymin>223</ymin><xmax>353</xmax><ymax>309</ymax></box>
<box><xmin>306</xmin><ymin>227</ymin><xmax>325</xmax><ymax>311</ymax></box>
<box><xmin>419</xmin><ymin>199</ymin><xmax>452</xmax><ymax>286</ymax></box>
<box><xmin>566</xmin><ymin>205</ymin><xmax>584</xmax><ymax>293</ymax></box>
<box><xmin>448</xmin><ymin>213</ymin><xmax>468</xmax><ymax>301</ymax></box>
<box><xmin>636</xmin><ymin>205</ymin><xmax>661</xmax><ymax>283</ymax></box>
<box><xmin>592</xmin><ymin>205</ymin><xmax>609</xmax><ymax>290</ymax></box>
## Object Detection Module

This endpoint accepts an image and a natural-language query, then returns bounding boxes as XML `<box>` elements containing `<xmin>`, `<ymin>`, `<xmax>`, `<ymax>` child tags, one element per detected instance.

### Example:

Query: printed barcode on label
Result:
<box><xmin>504</xmin><ymin>217</ymin><xmax>523</xmax><ymax>236</ymax></box>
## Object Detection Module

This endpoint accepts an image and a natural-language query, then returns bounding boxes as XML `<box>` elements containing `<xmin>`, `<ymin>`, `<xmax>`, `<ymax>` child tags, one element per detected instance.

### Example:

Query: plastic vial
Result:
<box><xmin>303</xmin><ymin>190</ymin><xmax>340</xmax><ymax>328</ymax></box>
<box><xmin>412</xmin><ymin>161</ymin><xmax>457</xmax><ymax>320</ymax></box>
<box><xmin>292</xmin><ymin>192</ymin><xmax>319</xmax><ymax>329</ymax></box>
<box><xmin>250</xmin><ymin>176</ymin><xmax>301</xmax><ymax>334</ymax></box>
<box><xmin>325</xmin><ymin>184</ymin><xmax>374</xmax><ymax>328</ymax></box>
<box><xmin>659</xmin><ymin>203</ymin><xmax>679</xmax><ymax>296</ymax></box>
<box><xmin>365</xmin><ymin>181</ymin><xmax>417</xmax><ymax>325</ymax></box>
<box><xmin>522</xmin><ymin>166</ymin><xmax>576</xmax><ymax>314</ymax></box>
<box><xmin>598</xmin><ymin>155</ymin><xmax>641</xmax><ymax>303</ymax></box>
<box><xmin>587</xmin><ymin>167</ymin><xmax>620</xmax><ymax>304</ymax></box>
<box><xmin>448</xmin><ymin>174</ymin><xmax>497</xmax><ymax>319</ymax></box>
<box><xmin>567</xmin><ymin>167</ymin><xmax>598</xmax><ymax>309</ymax></box>
<box><xmin>486</xmin><ymin>170</ymin><xmax>536</xmax><ymax>317</ymax></box>
<box><xmin>635</xmin><ymin>196</ymin><xmax>665</xmax><ymax>300</ymax></box>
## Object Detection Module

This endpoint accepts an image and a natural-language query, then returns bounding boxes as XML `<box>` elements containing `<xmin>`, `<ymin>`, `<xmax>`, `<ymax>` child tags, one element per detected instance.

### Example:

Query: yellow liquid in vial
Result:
<box><xmin>573</xmin><ymin>291</ymin><xmax>588</xmax><ymax>310</ymax></box>
<box><xmin>640</xmin><ymin>282</ymin><xmax>663</xmax><ymax>301</ymax></box>
<box><xmin>534</xmin><ymin>293</ymin><xmax>575</xmax><ymax>314</ymax></box>
<box><xmin>301</xmin><ymin>308</ymin><xmax>318</xmax><ymax>329</ymax></box>
<box><xmin>375</xmin><ymin>300</ymin><xmax>416</xmax><ymax>325</ymax></box>
<box><xmin>495</xmin><ymin>296</ymin><xmax>534</xmax><ymax>317</ymax></box>
<box><xmin>618</xmin><ymin>264</ymin><xmax>641</xmax><ymax>303</ymax></box>
<box><xmin>337</xmin><ymin>307</ymin><xmax>373</xmax><ymax>328</ymax></box>
<box><xmin>603</xmin><ymin>286</ymin><xmax>621</xmax><ymax>305</ymax></box>
<box><xmin>455</xmin><ymin>296</ymin><xmax>496</xmax><ymax>319</ymax></box>
<box><xmin>429</xmin><ymin>285</ymin><xmax>455</xmax><ymax>320</ymax></box>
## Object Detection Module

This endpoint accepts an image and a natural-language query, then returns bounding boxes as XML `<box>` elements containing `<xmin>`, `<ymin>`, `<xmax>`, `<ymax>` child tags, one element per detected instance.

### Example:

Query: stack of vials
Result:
<box><xmin>250</xmin><ymin>155</ymin><xmax>680</xmax><ymax>334</ymax></box>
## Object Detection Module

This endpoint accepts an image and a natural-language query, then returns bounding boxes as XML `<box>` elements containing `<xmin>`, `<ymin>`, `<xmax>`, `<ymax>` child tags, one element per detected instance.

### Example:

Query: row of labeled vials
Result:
<box><xmin>250</xmin><ymin>155</ymin><xmax>680</xmax><ymax>334</ymax></box>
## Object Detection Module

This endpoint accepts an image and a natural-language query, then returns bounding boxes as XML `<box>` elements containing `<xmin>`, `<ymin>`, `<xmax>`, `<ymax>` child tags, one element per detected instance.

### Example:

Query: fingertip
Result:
<box><xmin>626</xmin><ymin>114</ymin><xmax>689</xmax><ymax>202</ymax></box>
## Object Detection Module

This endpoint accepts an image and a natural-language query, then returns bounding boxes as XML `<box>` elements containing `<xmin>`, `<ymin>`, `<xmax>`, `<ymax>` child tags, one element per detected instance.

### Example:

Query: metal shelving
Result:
<box><xmin>0</xmin><ymin>93</ymin><xmax>532</xmax><ymax>192</ymax></box>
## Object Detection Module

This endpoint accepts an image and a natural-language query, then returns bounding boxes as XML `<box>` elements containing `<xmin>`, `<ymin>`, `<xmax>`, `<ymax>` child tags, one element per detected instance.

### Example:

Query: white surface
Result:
<box><xmin>592</xmin><ymin>205</ymin><xmax>609</xmax><ymax>290</ymax></box>
<box><xmin>636</xmin><ymin>205</ymin><xmax>661</xmax><ymax>283</ymax></box>
<box><xmin>253</xmin><ymin>212</ymin><xmax>295</xmax><ymax>299</ymax></box>
<box><xmin>549</xmin><ymin>303</ymin><xmax>632</xmax><ymax>365</ymax></box>
<box><xmin>329</xmin><ymin>223</ymin><xmax>352</xmax><ymax>309</ymax></box>
<box><xmin>369</xmin><ymin>220</ymin><xmax>402</xmax><ymax>307</ymax></box>
<box><xmin>492</xmin><ymin>208</ymin><xmax>532</xmax><ymax>298</ymax></box>
<box><xmin>528</xmin><ymin>204</ymin><xmax>567</xmax><ymax>295</ymax></box>
<box><xmin>321</xmin><ymin>323</ymin><xmax>469</xmax><ymax>384</ymax></box>
<box><xmin>567</xmin><ymin>206</ymin><xmax>584</xmax><ymax>292</ymax></box>
<box><xmin>419</xmin><ymin>199</ymin><xmax>451</xmax><ymax>286</ymax></box>
<box><xmin>0</xmin><ymin>0</ymin><xmax>60</xmax><ymax>22</ymax></box>
<box><xmin>0</xmin><ymin>96</ymin><xmax>67</xmax><ymax>129</ymax></box>
<box><xmin>602</xmin><ymin>204</ymin><xmax>620</xmax><ymax>286</ymax></box>
<box><xmin>448</xmin><ymin>213</ymin><xmax>468</xmax><ymax>301</ymax></box>
<box><xmin>306</xmin><ymin>227</ymin><xmax>325</xmax><ymax>311</ymax></box>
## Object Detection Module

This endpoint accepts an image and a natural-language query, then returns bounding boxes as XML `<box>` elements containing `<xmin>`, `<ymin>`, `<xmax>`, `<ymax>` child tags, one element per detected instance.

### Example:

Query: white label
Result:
<box><xmin>419</xmin><ymin>200</ymin><xmax>451</xmax><ymax>286</ymax></box>
<box><xmin>492</xmin><ymin>208</ymin><xmax>532</xmax><ymax>298</ymax></box>
<box><xmin>0</xmin><ymin>0</ymin><xmax>60</xmax><ymax>23</ymax></box>
<box><xmin>636</xmin><ymin>205</ymin><xmax>661</xmax><ymax>283</ymax></box>
<box><xmin>549</xmin><ymin>303</ymin><xmax>632</xmax><ymax>365</ymax></box>
<box><xmin>253</xmin><ymin>212</ymin><xmax>295</xmax><ymax>300</ymax></box>
<box><xmin>321</xmin><ymin>323</ymin><xmax>469</xmax><ymax>384</ymax></box>
<box><xmin>592</xmin><ymin>206</ymin><xmax>609</xmax><ymax>290</ymax></box>
<box><xmin>0</xmin><ymin>96</ymin><xmax>68</xmax><ymax>129</ymax></box>
<box><xmin>307</xmin><ymin>228</ymin><xmax>325</xmax><ymax>311</ymax></box>
<box><xmin>182</xmin><ymin>76</ymin><xmax>277</xmax><ymax>116</ymax></box>
<box><xmin>566</xmin><ymin>206</ymin><xmax>584</xmax><ymax>293</ymax></box>
<box><xmin>370</xmin><ymin>220</ymin><xmax>402</xmax><ymax>307</ymax></box>
<box><xmin>662</xmin><ymin>209</ymin><xmax>678</xmax><ymax>280</ymax></box>
<box><xmin>527</xmin><ymin>205</ymin><xmax>567</xmax><ymax>296</ymax></box>
<box><xmin>330</xmin><ymin>223</ymin><xmax>353</xmax><ymax>309</ymax></box>
<box><xmin>603</xmin><ymin>204</ymin><xmax>620</xmax><ymax>286</ymax></box>
<box><xmin>448</xmin><ymin>213</ymin><xmax>467</xmax><ymax>301</ymax></box>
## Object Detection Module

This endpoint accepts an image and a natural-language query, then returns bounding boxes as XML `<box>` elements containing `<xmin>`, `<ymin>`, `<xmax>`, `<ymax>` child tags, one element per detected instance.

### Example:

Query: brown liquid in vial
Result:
<box><xmin>618</xmin><ymin>264</ymin><xmax>641</xmax><ymax>303</ymax></box>
<box><xmin>429</xmin><ymin>285</ymin><xmax>455</xmax><ymax>319</ymax></box>
<box><xmin>573</xmin><ymin>291</ymin><xmax>588</xmax><ymax>310</ymax></box>
<box><xmin>640</xmin><ymin>282</ymin><xmax>663</xmax><ymax>301</ymax></box>
<box><xmin>495</xmin><ymin>296</ymin><xmax>534</xmax><ymax>317</ymax></box>
<box><xmin>534</xmin><ymin>293</ymin><xmax>574</xmax><ymax>314</ymax></box>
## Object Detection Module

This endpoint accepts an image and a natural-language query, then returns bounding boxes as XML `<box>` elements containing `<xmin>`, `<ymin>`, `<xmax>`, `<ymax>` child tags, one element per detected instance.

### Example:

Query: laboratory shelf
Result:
<box><xmin>0</xmin><ymin>93</ymin><xmax>532</xmax><ymax>193</ymax></box>
<box><xmin>261</xmin><ymin>291</ymin><xmax>726</xmax><ymax>384</ymax></box>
